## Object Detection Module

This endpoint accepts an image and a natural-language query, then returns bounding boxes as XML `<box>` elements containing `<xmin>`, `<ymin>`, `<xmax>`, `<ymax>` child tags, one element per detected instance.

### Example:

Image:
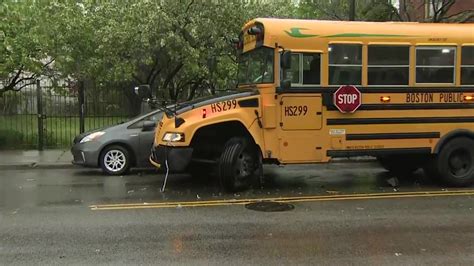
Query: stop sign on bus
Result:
<box><xmin>333</xmin><ymin>85</ymin><xmax>362</xmax><ymax>113</ymax></box>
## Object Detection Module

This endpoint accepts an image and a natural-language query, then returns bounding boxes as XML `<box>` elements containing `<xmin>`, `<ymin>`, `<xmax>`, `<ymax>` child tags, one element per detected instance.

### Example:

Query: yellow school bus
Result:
<box><xmin>149</xmin><ymin>18</ymin><xmax>474</xmax><ymax>191</ymax></box>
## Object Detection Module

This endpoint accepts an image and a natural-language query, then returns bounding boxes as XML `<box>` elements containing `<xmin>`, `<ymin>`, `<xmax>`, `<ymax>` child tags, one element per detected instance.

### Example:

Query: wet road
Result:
<box><xmin>1</xmin><ymin>163</ymin><xmax>473</xmax><ymax>264</ymax></box>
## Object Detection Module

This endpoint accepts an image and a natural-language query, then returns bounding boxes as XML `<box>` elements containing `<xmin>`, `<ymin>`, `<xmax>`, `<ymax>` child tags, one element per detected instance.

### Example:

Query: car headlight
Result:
<box><xmin>162</xmin><ymin>132</ymin><xmax>185</xmax><ymax>142</ymax></box>
<box><xmin>80</xmin><ymin>131</ymin><xmax>105</xmax><ymax>143</ymax></box>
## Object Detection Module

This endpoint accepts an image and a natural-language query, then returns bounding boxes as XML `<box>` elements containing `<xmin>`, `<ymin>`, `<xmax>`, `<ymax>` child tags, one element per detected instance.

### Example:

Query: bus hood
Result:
<box><xmin>172</xmin><ymin>91</ymin><xmax>258</xmax><ymax>116</ymax></box>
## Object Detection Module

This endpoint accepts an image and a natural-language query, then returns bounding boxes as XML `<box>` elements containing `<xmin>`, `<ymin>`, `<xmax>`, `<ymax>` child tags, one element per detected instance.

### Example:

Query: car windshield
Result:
<box><xmin>237</xmin><ymin>47</ymin><xmax>274</xmax><ymax>85</ymax></box>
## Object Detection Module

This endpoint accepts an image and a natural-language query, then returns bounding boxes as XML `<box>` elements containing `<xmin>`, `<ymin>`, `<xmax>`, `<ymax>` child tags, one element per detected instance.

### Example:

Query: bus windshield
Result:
<box><xmin>237</xmin><ymin>47</ymin><xmax>274</xmax><ymax>85</ymax></box>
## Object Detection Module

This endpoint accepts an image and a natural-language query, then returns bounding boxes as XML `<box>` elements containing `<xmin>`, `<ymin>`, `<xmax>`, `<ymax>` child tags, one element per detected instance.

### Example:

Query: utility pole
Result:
<box><xmin>349</xmin><ymin>0</ymin><xmax>356</xmax><ymax>21</ymax></box>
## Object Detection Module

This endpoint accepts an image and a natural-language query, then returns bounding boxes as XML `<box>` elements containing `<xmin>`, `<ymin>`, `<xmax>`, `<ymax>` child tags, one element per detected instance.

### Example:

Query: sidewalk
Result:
<box><xmin>0</xmin><ymin>149</ymin><xmax>74</xmax><ymax>170</ymax></box>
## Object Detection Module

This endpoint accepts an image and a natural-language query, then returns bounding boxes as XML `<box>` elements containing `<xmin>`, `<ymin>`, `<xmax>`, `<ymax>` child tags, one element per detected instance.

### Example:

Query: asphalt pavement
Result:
<box><xmin>1</xmin><ymin>164</ymin><xmax>473</xmax><ymax>265</ymax></box>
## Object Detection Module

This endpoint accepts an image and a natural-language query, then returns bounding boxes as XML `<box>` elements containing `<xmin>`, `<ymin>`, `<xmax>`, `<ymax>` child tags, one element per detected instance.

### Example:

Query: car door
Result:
<box><xmin>129</xmin><ymin>111</ymin><xmax>163</xmax><ymax>166</ymax></box>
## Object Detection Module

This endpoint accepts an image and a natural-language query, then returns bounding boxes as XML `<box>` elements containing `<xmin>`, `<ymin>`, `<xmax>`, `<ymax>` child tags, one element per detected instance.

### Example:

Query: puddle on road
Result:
<box><xmin>245</xmin><ymin>201</ymin><xmax>295</xmax><ymax>212</ymax></box>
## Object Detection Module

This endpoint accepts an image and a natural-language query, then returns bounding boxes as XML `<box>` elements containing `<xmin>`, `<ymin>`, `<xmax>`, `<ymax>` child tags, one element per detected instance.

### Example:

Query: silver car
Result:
<box><xmin>71</xmin><ymin>110</ymin><xmax>163</xmax><ymax>175</ymax></box>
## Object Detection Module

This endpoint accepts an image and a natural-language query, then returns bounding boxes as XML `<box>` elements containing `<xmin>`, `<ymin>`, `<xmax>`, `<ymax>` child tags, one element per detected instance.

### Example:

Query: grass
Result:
<box><xmin>0</xmin><ymin>115</ymin><xmax>128</xmax><ymax>149</ymax></box>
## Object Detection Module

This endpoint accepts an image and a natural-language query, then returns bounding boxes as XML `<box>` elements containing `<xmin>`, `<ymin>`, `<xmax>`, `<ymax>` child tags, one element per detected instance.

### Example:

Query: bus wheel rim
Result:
<box><xmin>235</xmin><ymin>151</ymin><xmax>254</xmax><ymax>180</ymax></box>
<box><xmin>448</xmin><ymin>148</ymin><xmax>471</xmax><ymax>177</ymax></box>
<box><xmin>104</xmin><ymin>150</ymin><xmax>126</xmax><ymax>172</ymax></box>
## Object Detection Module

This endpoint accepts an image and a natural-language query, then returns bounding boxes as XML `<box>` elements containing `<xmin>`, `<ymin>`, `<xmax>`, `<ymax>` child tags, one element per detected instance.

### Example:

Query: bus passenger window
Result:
<box><xmin>461</xmin><ymin>46</ymin><xmax>474</xmax><ymax>85</ymax></box>
<box><xmin>329</xmin><ymin>44</ymin><xmax>362</xmax><ymax>85</ymax></box>
<box><xmin>288</xmin><ymin>53</ymin><xmax>321</xmax><ymax>86</ymax></box>
<box><xmin>302</xmin><ymin>54</ymin><xmax>321</xmax><ymax>85</ymax></box>
<box><xmin>416</xmin><ymin>46</ymin><xmax>455</xmax><ymax>84</ymax></box>
<box><xmin>368</xmin><ymin>46</ymin><xmax>409</xmax><ymax>85</ymax></box>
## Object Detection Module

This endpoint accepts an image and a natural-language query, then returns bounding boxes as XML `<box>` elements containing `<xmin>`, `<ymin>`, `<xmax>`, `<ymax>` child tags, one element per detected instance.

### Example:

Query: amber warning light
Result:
<box><xmin>380</xmin><ymin>96</ymin><xmax>391</xmax><ymax>103</ymax></box>
<box><xmin>464</xmin><ymin>95</ymin><xmax>474</xmax><ymax>102</ymax></box>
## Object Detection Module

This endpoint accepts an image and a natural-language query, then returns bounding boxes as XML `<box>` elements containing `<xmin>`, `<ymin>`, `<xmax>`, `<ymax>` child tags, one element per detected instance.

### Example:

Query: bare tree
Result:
<box><xmin>0</xmin><ymin>59</ymin><xmax>55</xmax><ymax>95</ymax></box>
<box><xmin>395</xmin><ymin>0</ymin><xmax>473</xmax><ymax>22</ymax></box>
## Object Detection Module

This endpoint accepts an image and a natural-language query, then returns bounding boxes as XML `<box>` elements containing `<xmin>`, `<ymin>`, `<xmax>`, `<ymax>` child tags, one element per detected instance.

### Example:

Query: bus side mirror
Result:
<box><xmin>280</xmin><ymin>79</ymin><xmax>291</xmax><ymax>90</ymax></box>
<box><xmin>142</xmin><ymin>120</ymin><xmax>156</xmax><ymax>131</ymax></box>
<box><xmin>280</xmin><ymin>51</ymin><xmax>292</xmax><ymax>70</ymax></box>
<box><xmin>134</xmin><ymin>85</ymin><xmax>152</xmax><ymax>100</ymax></box>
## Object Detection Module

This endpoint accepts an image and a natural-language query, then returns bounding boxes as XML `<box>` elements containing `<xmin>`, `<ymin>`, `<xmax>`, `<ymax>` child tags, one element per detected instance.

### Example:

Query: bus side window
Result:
<box><xmin>368</xmin><ymin>45</ymin><xmax>409</xmax><ymax>86</ymax></box>
<box><xmin>461</xmin><ymin>46</ymin><xmax>474</xmax><ymax>85</ymax></box>
<box><xmin>328</xmin><ymin>44</ymin><xmax>362</xmax><ymax>85</ymax></box>
<box><xmin>416</xmin><ymin>46</ymin><xmax>455</xmax><ymax>84</ymax></box>
<box><xmin>302</xmin><ymin>54</ymin><xmax>321</xmax><ymax>85</ymax></box>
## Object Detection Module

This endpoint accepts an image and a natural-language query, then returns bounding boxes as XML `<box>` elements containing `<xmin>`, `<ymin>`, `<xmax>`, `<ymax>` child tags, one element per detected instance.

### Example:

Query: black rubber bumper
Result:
<box><xmin>150</xmin><ymin>145</ymin><xmax>193</xmax><ymax>172</ymax></box>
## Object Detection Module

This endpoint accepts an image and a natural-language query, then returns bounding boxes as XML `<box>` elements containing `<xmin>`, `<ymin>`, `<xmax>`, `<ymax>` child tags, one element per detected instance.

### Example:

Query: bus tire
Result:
<box><xmin>377</xmin><ymin>156</ymin><xmax>420</xmax><ymax>176</ymax></box>
<box><xmin>218</xmin><ymin>137</ymin><xmax>259</xmax><ymax>192</ymax></box>
<box><xmin>429</xmin><ymin>137</ymin><xmax>474</xmax><ymax>187</ymax></box>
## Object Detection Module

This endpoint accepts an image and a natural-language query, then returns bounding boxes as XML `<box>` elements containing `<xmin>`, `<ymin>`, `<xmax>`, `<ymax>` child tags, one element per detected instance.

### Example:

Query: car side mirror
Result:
<box><xmin>134</xmin><ymin>85</ymin><xmax>152</xmax><ymax>100</ymax></box>
<box><xmin>280</xmin><ymin>50</ymin><xmax>292</xmax><ymax>70</ymax></box>
<box><xmin>142</xmin><ymin>120</ymin><xmax>156</xmax><ymax>131</ymax></box>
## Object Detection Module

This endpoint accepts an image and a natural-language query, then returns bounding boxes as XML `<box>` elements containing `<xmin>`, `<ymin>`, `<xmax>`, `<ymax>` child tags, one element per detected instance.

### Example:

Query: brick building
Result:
<box><xmin>397</xmin><ymin>0</ymin><xmax>474</xmax><ymax>21</ymax></box>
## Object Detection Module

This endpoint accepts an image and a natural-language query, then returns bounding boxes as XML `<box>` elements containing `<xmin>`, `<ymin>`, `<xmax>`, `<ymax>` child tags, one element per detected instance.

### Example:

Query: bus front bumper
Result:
<box><xmin>149</xmin><ymin>145</ymin><xmax>193</xmax><ymax>172</ymax></box>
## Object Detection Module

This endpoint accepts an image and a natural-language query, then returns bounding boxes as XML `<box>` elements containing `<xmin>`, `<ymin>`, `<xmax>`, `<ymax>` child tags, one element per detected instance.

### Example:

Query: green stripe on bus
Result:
<box><xmin>324</xmin><ymin>33</ymin><xmax>416</xmax><ymax>38</ymax></box>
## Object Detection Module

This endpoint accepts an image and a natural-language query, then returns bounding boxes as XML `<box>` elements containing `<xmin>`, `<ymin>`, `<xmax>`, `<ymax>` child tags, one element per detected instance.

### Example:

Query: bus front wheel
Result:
<box><xmin>426</xmin><ymin>137</ymin><xmax>474</xmax><ymax>187</ymax></box>
<box><xmin>218</xmin><ymin>137</ymin><xmax>259</xmax><ymax>192</ymax></box>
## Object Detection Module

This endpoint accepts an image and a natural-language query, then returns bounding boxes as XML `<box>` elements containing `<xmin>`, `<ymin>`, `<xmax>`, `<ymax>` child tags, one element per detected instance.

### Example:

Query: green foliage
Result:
<box><xmin>0</xmin><ymin>1</ymin><xmax>53</xmax><ymax>92</ymax></box>
<box><xmin>1</xmin><ymin>0</ymin><xmax>298</xmax><ymax>99</ymax></box>
<box><xmin>0</xmin><ymin>129</ymin><xmax>24</xmax><ymax>149</ymax></box>
<box><xmin>2</xmin><ymin>0</ymin><xmax>468</xmax><ymax>101</ymax></box>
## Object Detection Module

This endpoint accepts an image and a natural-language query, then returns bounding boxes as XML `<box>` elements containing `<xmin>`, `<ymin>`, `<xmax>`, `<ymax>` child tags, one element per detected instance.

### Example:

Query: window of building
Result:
<box><xmin>368</xmin><ymin>45</ymin><xmax>409</xmax><ymax>85</ymax></box>
<box><xmin>416</xmin><ymin>46</ymin><xmax>455</xmax><ymax>84</ymax></box>
<box><xmin>461</xmin><ymin>46</ymin><xmax>474</xmax><ymax>85</ymax></box>
<box><xmin>288</xmin><ymin>53</ymin><xmax>321</xmax><ymax>85</ymax></box>
<box><xmin>329</xmin><ymin>44</ymin><xmax>362</xmax><ymax>85</ymax></box>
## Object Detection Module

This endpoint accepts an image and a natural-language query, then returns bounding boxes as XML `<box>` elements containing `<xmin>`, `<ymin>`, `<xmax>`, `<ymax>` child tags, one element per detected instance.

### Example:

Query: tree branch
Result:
<box><xmin>164</xmin><ymin>63</ymin><xmax>184</xmax><ymax>100</ymax></box>
<box><xmin>382</xmin><ymin>2</ymin><xmax>403</xmax><ymax>21</ymax></box>
<box><xmin>186</xmin><ymin>77</ymin><xmax>205</xmax><ymax>101</ymax></box>
<box><xmin>440</xmin><ymin>9</ymin><xmax>474</xmax><ymax>22</ymax></box>
<box><xmin>184</xmin><ymin>0</ymin><xmax>194</xmax><ymax>14</ymax></box>
<box><xmin>132</xmin><ymin>74</ymin><xmax>144</xmax><ymax>84</ymax></box>
<box><xmin>42</xmin><ymin>58</ymin><xmax>55</xmax><ymax>69</ymax></box>
<box><xmin>146</xmin><ymin>56</ymin><xmax>161</xmax><ymax>84</ymax></box>
<box><xmin>431</xmin><ymin>0</ymin><xmax>455</xmax><ymax>22</ymax></box>
<box><xmin>16</xmin><ymin>79</ymin><xmax>37</xmax><ymax>91</ymax></box>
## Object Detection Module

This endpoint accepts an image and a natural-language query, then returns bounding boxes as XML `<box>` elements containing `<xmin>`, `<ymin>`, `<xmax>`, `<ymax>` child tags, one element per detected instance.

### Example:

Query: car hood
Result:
<box><xmin>72</xmin><ymin>123</ymin><xmax>127</xmax><ymax>144</ymax></box>
<box><xmin>73</xmin><ymin>128</ymin><xmax>104</xmax><ymax>144</ymax></box>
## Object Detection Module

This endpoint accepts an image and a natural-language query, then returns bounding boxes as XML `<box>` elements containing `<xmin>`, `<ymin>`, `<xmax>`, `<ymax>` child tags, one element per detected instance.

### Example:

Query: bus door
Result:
<box><xmin>277</xmin><ymin>52</ymin><xmax>324</xmax><ymax>162</ymax></box>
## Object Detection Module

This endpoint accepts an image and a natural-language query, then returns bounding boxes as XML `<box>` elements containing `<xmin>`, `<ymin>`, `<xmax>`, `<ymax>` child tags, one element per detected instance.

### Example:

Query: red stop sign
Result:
<box><xmin>333</xmin><ymin>85</ymin><xmax>362</xmax><ymax>113</ymax></box>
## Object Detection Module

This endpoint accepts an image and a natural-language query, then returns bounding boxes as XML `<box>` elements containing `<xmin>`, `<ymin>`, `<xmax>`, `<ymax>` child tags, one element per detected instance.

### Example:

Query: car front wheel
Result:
<box><xmin>100</xmin><ymin>145</ymin><xmax>131</xmax><ymax>175</ymax></box>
